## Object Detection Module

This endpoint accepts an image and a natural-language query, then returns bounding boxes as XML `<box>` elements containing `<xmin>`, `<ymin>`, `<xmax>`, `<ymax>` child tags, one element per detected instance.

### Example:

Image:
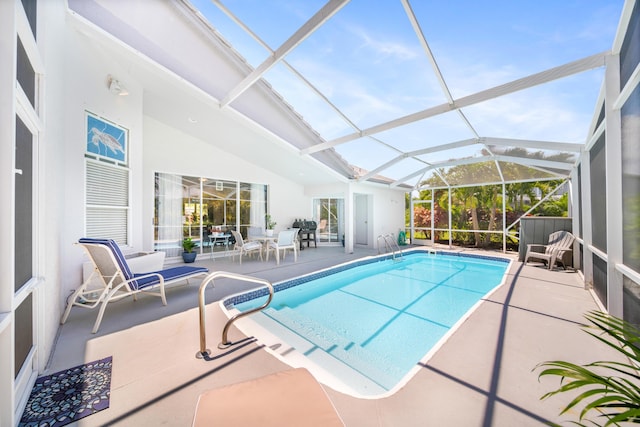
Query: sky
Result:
<box><xmin>191</xmin><ymin>0</ymin><xmax>625</xmax><ymax>186</ymax></box>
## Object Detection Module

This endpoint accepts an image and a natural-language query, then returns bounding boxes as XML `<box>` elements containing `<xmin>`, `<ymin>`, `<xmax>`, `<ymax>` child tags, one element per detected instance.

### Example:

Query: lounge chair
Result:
<box><xmin>230</xmin><ymin>230</ymin><xmax>263</xmax><ymax>264</ymax></box>
<box><xmin>266</xmin><ymin>228</ymin><xmax>299</xmax><ymax>265</ymax></box>
<box><xmin>524</xmin><ymin>230</ymin><xmax>575</xmax><ymax>270</ymax></box>
<box><xmin>61</xmin><ymin>238</ymin><xmax>208</xmax><ymax>333</ymax></box>
<box><xmin>192</xmin><ymin>368</ymin><xmax>344</xmax><ymax>427</ymax></box>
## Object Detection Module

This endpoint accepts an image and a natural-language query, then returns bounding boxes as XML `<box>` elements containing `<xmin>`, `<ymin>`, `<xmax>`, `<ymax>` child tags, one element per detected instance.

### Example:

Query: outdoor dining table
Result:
<box><xmin>247</xmin><ymin>234</ymin><xmax>278</xmax><ymax>259</ymax></box>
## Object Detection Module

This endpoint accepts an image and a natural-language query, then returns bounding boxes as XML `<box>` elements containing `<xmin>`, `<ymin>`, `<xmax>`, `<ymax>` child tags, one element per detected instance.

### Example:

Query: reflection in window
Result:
<box><xmin>620</xmin><ymin>1</ymin><xmax>639</xmax><ymax>89</ymax></box>
<box><xmin>590</xmin><ymin>134</ymin><xmax>607</xmax><ymax>252</ymax></box>
<box><xmin>154</xmin><ymin>173</ymin><xmax>267</xmax><ymax>257</ymax></box>
<box><xmin>622</xmin><ymin>84</ymin><xmax>640</xmax><ymax>273</ymax></box>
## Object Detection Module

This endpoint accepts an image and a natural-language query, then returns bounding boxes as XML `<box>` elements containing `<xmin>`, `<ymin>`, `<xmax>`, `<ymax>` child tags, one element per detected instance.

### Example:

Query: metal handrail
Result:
<box><xmin>377</xmin><ymin>233</ymin><xmax>403</xmax><ymax>260</ymax></box>
<box><xmin>196</xmin><ymin>271</ymin><xmax>274</xmax><ymax>358</ymax></box>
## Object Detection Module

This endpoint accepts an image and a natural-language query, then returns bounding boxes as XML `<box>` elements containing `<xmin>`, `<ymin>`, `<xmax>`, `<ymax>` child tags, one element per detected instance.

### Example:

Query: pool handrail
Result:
<box><xmin>196</xmin><ymin>271</ymin><xmax>274</xmax><ymax>357</ymax></box>
<box><xmin>377</xmin><ymin>233</ymin><xmax>404</xmax><ymax>260</ymax></box>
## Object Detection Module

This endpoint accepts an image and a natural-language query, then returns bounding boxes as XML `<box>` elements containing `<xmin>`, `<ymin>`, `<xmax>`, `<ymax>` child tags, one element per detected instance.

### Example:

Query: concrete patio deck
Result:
<box><xmin>49</xmin><ymin>245</ymin><xmax>616</xmax><ymax>426</ymax></box>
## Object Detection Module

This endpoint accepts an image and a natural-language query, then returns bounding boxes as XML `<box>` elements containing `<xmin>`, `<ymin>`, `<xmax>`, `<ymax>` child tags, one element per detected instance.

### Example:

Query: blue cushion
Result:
<box><xmin>133</xmin><ymin>266</ymin><xmax>209</xmax><ymax>289</ymax></box>
<box><xmin>79</xmin><ymin>238</ymin><xmax>208</xmax><ymax>290</ymax></box>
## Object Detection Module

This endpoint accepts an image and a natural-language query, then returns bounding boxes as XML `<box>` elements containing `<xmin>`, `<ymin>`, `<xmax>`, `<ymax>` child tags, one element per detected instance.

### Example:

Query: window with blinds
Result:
<box><xmin>85</xmin><ymin>159</ymin><xmax>129</xmax><ymax>244</ymax></box>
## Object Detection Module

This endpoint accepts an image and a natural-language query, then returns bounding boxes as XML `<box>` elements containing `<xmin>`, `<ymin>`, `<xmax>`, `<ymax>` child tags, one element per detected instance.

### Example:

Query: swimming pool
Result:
<box><xmin>222</xmin><ymin>249</ymin><xmax>511</xmax><ymax>397</ymax></box>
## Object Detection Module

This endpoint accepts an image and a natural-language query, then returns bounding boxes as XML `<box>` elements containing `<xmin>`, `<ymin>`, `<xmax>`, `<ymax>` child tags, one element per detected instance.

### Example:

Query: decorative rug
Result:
<box><xmin>19</xmin><ymin>356</ymin><xmax>112</xmax><ymax>427</ymax></box>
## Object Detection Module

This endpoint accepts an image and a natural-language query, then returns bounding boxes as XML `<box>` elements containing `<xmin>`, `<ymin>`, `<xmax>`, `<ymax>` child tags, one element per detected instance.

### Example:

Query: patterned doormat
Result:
<box><xmin>19</xmin><ymin>356</ymin><xmax>112</xmax><ymax>427</ymax></box>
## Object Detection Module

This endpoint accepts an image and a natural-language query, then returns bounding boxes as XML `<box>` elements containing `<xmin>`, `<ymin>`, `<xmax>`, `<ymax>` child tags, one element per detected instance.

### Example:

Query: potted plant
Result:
<box><xmin>182</xmin><ymin>237</ymin><xmax>198</xmax><ymax>263</ymax></box>
<box><xmin>265</xmin><ymin>214</ymin><xmax>277</xmax><ymax>236</ymax></box>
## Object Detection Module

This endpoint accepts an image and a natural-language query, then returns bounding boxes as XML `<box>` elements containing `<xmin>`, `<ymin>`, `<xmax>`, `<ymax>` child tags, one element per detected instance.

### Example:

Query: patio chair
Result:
<box><xmin>524</xmin><ymin>230</ymin><xmax>575</xmax><ymax>270</ymax></box>
<box><xmin>247</xmin><ymin>226</ymin><xmax>263</xmax><ymax>240</ymax></box>
<box><xmin>230</xmin><ymin>230</ymin><xmax>263</xmax><ymax>264</ymax></box>
<box><xmin>266</xmin><ymin>228</ymin><xmax>299</xmax><ymax>265</ymax></box>
<box><xmin>61</xmin><ymin>238</ymin><xmax>208</xmax><ymax>333</ymax></box>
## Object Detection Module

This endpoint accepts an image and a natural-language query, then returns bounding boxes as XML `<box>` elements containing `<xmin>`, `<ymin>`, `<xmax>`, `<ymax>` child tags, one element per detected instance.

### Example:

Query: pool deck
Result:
<box><xmin>50</xmin><ymin>244</ymin><xmax>618</xmax><ymax>426</ymax></box>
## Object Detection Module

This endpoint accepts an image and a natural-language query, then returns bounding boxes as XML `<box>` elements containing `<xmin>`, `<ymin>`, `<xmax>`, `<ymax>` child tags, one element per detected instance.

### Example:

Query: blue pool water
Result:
<box><xmin>225</xmin><ymin>250</ymin><xmax>510</xmax><ymax>396</ymax></box>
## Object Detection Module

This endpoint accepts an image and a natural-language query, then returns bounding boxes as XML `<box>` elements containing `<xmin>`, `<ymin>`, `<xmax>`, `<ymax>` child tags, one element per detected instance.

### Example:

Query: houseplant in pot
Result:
<box><xmin>182</xmin><ymin>237</ymin><xmax>198</xmax><ymax>263</ymax></box>
<box><xmin>265</xmin><ymin>214</ymin><xmax>276</xmax><ymax>237</ymax></box>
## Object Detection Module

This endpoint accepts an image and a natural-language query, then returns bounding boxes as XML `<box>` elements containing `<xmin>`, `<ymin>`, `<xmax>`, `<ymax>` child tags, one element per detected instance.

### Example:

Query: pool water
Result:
<box><xmin>228</xmin><ymin>251</ymin><xmax>510</xmax><ymax>396</ymax></box>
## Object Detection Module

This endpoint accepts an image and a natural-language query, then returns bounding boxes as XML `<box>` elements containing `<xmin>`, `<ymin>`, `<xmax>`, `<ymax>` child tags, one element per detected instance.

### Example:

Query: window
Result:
<box><xmin>154</xmin><ymin>173</ymin><xmax>267</xmax><ymax>257</ymax></box>
<box><xmin>84</xmin><ymin>112</ymin><xmax>130</xmax><ymax>244</ymax></box>
<box><xmin>313</xmin><ymin>198</ymin><xmax>344</xmax><ymax>245</ymax></box>
<box><xmin>590</xmin><ymin>134</ymin><xmax>607</xmax><ymax>252</ymax></box>
<box><xmin>622</xmin><ymin>84</ymin><xmax>640</xmax><ymax>273</ymax></box>
<box><xmin>85</xmin><ymin>160</ymin><xmax>129</xmax><ymax>244</ymax></box>
<box><xmin>620</xmin><ymin>1</ymin><xmax>639</xmax><ymax>89</ymax></box>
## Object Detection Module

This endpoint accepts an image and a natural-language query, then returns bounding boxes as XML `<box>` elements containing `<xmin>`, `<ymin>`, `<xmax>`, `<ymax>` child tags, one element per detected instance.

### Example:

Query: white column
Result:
<box><xmin>345</xmin><ymin>182</ymin><xmax>354</xmax><ymax>254</ymax></box>
<box><xmin>604</xmin><ymin>53</ymin><xmax>623</xmax><ymax>317</ymax></box>
<box><xmin>581</xmin><ymin>150</ymin><xmax>594</xmax><ymax>289</ymax></box>
<box><xmin>0</xmin><ymin>1</ymin><xmax>16</xmax><ymax>425</ymax></box>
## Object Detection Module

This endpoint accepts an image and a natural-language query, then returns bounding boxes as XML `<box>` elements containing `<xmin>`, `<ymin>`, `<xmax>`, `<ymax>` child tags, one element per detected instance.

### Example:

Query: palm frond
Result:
<box><xmin>536</xmin><ymin>310</ymin><xmax>640</xmax><ymax>425</ymax></box>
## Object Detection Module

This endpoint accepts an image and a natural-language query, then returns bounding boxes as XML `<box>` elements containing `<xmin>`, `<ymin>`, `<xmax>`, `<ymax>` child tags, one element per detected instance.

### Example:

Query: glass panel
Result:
<box><xmin>620</xmin><ymin>1</ymin><xmax>640</xmax><ymax>89</ymax></box>
<box><xmin>433</xmin><ymin>189</ymin><xmax>450</xmax><ymax>243</ymax></box>
<box><xmin>154</xmin><ymin>173</ymin><xmax>183</xmax><ymax>257</ymax></box>
<box><xmin>595</xmin><ymin>103</ymin><xmax>605</xmax><ymax>131</ymax></box>
<box><xmin>592</xmin><ymin>253</ymin><xmax>608</xmax><ymax>308</ymax></box>
<box><xmin>15</xmin><ymin>293</ymin><xmax>33</xmax><ymax>378</ymax></box>
<box><xmin>622</xmin><ymin>84</ymin><xmax>640</xmax><ymax>273</ymax></box>
<box><xmin>16</xmin><ymin>37</ymin><xmax>35</xmax><ymax>107</ymax></box>
<box><xmin>154</xmin><ymin>173</ymin><xmax>267</xmax><ymax>256</ymax></box>
<box><xmin>21</xmin><ymin>0</ymin><xmax>37</xmax><ymax>37</ymax></box>
<box><xmin>577</xmin><ymin>164</ymin><xmax>583</xmax><ymax>238</ymax></box>
<box><xmin>314</xmin><ymin>198</ymin><xmax>344</xmax><ymax>244</ymax></box>
<box><xmin>590</xmin><ymin>134</ymin><xmax>607</xmax><ymax>252</ymax></box>
<box><xmin>623</xmin><ymin>275</ymin><xmax>640</xmax><ymax>329</ymax></box>
<box><xmin>15</xmin><ymin>116</ymin><xmax>33</xmax><ymax>291</ymax></box>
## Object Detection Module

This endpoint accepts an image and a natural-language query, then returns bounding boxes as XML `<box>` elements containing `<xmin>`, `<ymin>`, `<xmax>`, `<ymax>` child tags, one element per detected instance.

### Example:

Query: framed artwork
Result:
<box><xmin>85</xmin><ymin>111</ymin><xmax>128</xmax><ymax>164</ymax></box>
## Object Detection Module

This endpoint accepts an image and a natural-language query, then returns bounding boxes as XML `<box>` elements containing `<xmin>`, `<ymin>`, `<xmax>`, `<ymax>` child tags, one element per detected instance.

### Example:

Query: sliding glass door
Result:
<box><xmin>313</xmin><ymin>198</ymin><xmax>344</xmax><ymax>245</ymax></box>
<box><xmin>154</xmin><ymin>173</ymin><xmax>266</xmax><ymax>257</ymax></box>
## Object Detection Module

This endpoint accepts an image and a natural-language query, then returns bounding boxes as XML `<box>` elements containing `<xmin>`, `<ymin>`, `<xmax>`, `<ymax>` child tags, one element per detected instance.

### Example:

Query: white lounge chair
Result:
<box><xmin>524</xmin><ymin>230</ymin><xmax>575</xmax><ymax>270</ymax></box>
<box><xmin>266</xmin><ymin>229</ymin><xmax>299</xmax><ymax>265</ymax></box>
<box><xmin>230</xmin><ymin>230</ymin><xmax>263</xmax><ymax>264</ymax></box>
<box><xmin>61</xmin><ymin>238</ymin><xmax>208</xmax><ymax>333</ymax></box>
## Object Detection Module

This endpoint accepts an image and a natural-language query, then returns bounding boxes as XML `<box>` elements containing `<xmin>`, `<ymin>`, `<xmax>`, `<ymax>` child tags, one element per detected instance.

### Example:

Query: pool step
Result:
<box><xmin>263</xmin><ymin>306</ymin><xmax>404</xmax><ymax>392</ymax></box>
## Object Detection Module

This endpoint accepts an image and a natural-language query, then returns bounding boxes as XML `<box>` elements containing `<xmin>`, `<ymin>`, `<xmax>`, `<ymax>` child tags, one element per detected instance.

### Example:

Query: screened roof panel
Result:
<box><xmin>408</xmin><ymin>1</ymin><xmax>621</xmax><ymax>99</ymax></box>
<box><xmin>372</xmin><ymin>110</ymin><xmax>477</xmax><ymax>153</ymax></box>
<box><xmin>334</xmin><ymin>137</ymin><xmax>402</xmax><ymax>173</ymax></box>
<box><xmin>415</xmin><ymin>145</ymin><xmax>489</xmax><ymax>165</ymax></box>
<box><xmin>182</xmin><ymin>0</ymin><xmax>624</xmax><ymax>188</ymax></box>
<box><xmin>422</xmin><ymin>161</ymin><xmax>502</xmax><ymax>187</ymax></box>
<box><xmin>460</xmin><ymin>71</ymin><xmax>606</xmax><ymax>143</ymax></box>
<box><xmin>498</xmin><ymin>162</ymin><xmax>563</xmax><ymax>182</ymax></box>
<box><xmin>282</xmin><ymin>1</ymin><xmax>444</xmax><ymax>130</ymax></box>
<box><xmin>487</xmin><ymin>145</ymin><xmax>578</xmax><ymax>164</ymax></box>
<box><xmin>263</xmin><ymin>63</ymin><xmax>356</xmax><ymax>140</ymax></box>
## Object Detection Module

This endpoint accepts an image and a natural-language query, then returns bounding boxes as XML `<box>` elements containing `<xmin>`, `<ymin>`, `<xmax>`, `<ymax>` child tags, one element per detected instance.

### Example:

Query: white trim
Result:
<box><xmin>613</xmin><ymin>61</ymin><xmax>640</xmax><ymax>110</ymax></box>
<box><xmin>617</xmin><ymin>264</ymin><xmax>640</xmax><ymax>286</ymax></box>
<box><xmin>589</xmin><ymin>244</ymin><xmax>608</xmax><ymax>262</ymax></box>
<box><xmin>584</xmin><ymin>120</ymin><xmax>605</xmax><ymax>152</ymax></box>
<box><xmin>611</xmin><ymin>0</ymin><xmax>637</xmax><ymax>55</ymax></box>
<box><xmin>220</xmin><ymin>0</ymin><xmax>349</xmax><ymax>107</ymax></box>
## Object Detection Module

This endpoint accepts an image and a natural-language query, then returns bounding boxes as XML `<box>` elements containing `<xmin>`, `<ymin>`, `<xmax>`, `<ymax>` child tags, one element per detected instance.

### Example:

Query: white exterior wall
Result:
<box><xmin>142</xmin><ymin>117</ymin><xmax>311</xmax><ymax>243</ymax></box>
<box><xmin>56</xmin><ymin>20</ymin><xmax>146</xmax><ymax>302</ymax></box>
<box><xmin>305</xmin><ymin>182</ymin><xmax>407</xmax><ymax>250</ymax></box>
